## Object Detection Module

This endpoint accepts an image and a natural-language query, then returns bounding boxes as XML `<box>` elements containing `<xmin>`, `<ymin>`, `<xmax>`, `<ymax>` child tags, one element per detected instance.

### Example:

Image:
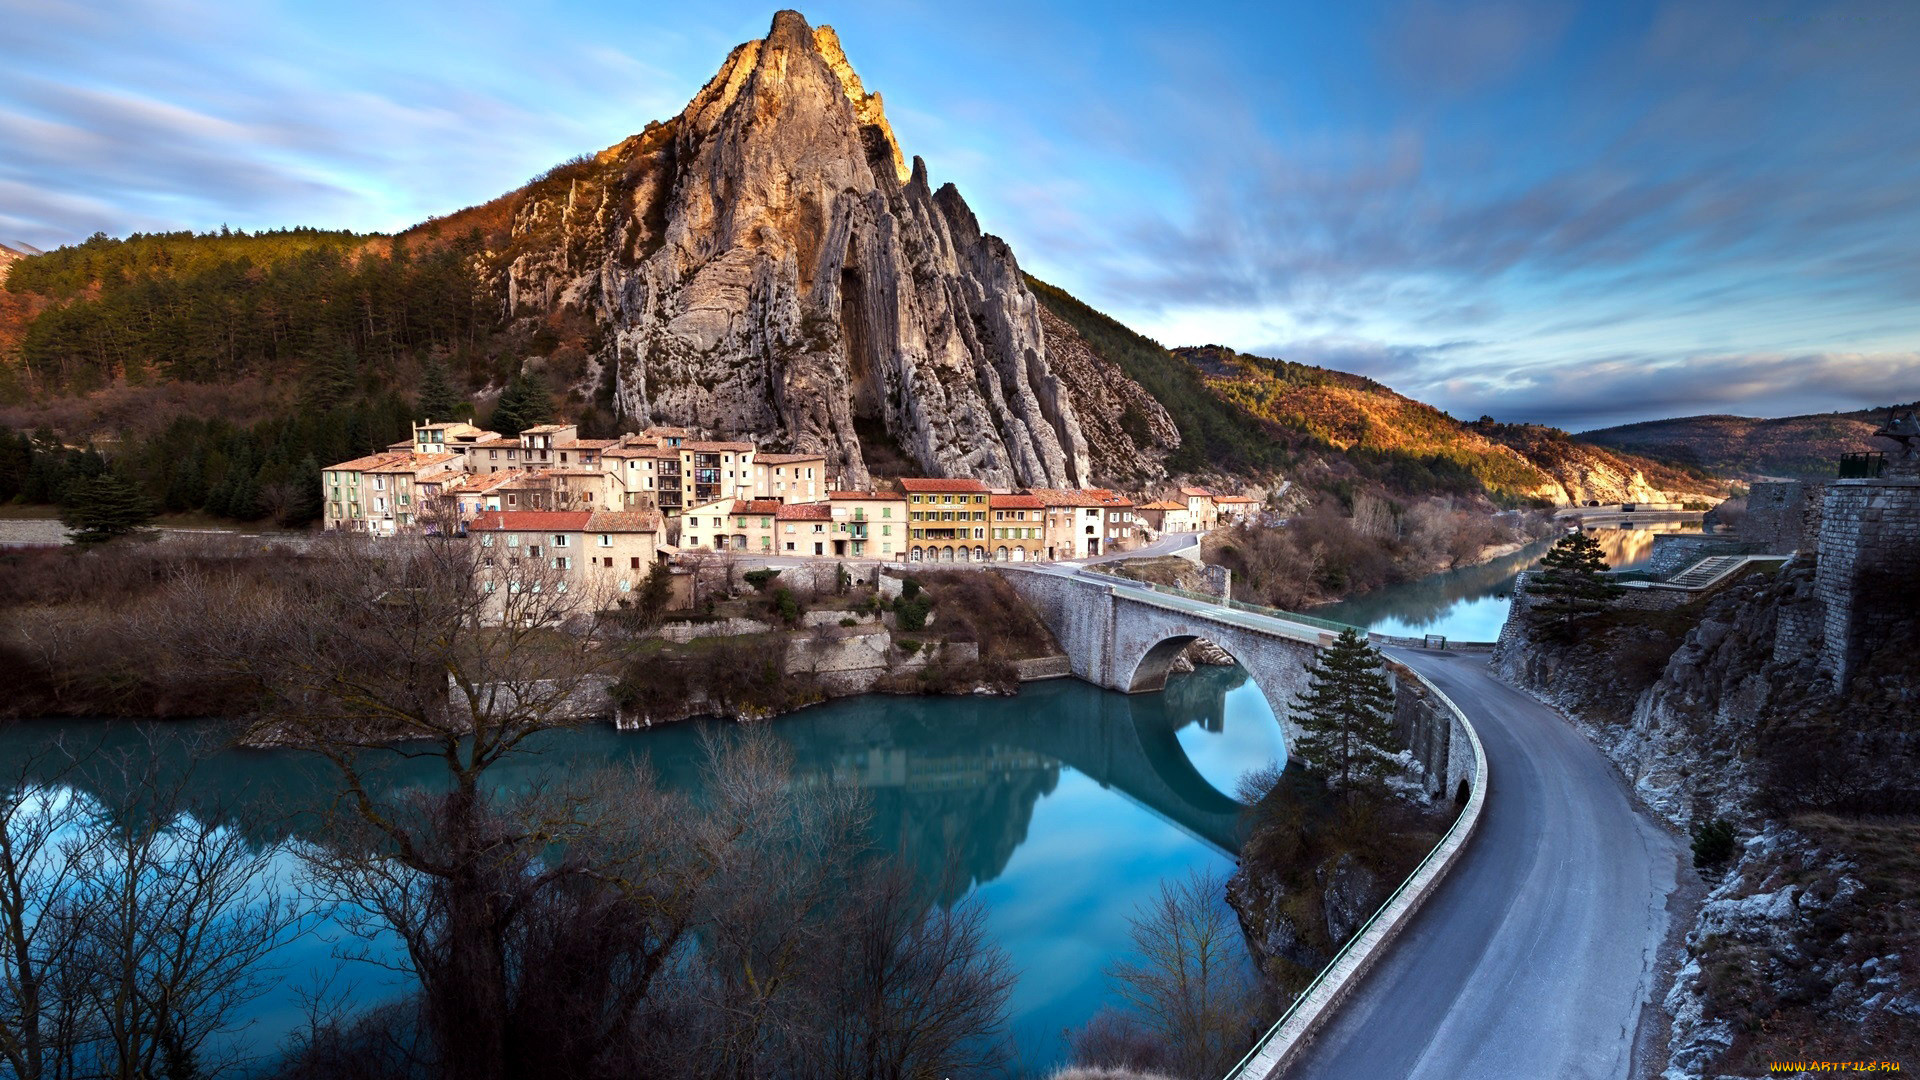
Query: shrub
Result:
<box><xmin>772</xmin><ymin>587</ymin><xmax>802</xmax><ymax>627</ymax></box>
<box><xmin>839</xmin><ymin>617</ymin><xmax>858</xmax><ymax>628</ymax></box>
<box><xmin>897</xmin><ymin>639</ymin><xmax>922</xmax><ymax>657</ymax></box>
<box><xmin>743</xmin><ymin>568</ymin><xmax>780</xmax><ymax>593</ymax></box>
<box><xmin>893</xmin><ymin>592</ymin><xmax>934</xmax><ymax>632</ymax></box>
<box><xmin>1692</xmin><ymin>818</ymin><xmax>1738</xmax><ymax>868</ymax></box>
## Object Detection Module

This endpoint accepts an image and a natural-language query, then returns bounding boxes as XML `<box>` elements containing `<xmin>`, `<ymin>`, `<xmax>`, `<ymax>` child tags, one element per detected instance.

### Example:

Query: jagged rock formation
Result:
<box><xmin>1036</xmin><ymin>307</ymin><xmax>1180</xmax><ymax>486</ymax></box>
<box><xmin>481</xmin><ymin>11</ymin><xmax>1104</xmax><ymax>488</ymax></box>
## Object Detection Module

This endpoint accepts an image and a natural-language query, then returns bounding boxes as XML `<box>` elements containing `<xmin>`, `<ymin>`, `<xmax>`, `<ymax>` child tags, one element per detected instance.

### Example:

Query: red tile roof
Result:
<box><xmin>730</xmin><ymin>499</ymin><xmax>785</xmax><ymax>515</ymax></box>
<box><xmin>584</xmin><ymin>510</ymin><xmax>662</xmax><ymax>532</ymax></box>
<box><xmin>470</xmin><ymin>511</ymin><xmax>593</xmax><ymax>531</ymax></box>
<box><xmin>991</xmin><ymin>493</ymin><xmax>1046</xmax><ymax>509</ymax></box>
<box><xmin>683</xmin><ymin>440</ymin><xmax>754</xmax><ymax>452</ymax></box>
<box><xmin>1026</xmin><ymin>487</ymin><xmax>1101</xmax><ymax>507</ymax></box>
<box><xmin>897</xmin><ymin>477</ymin><xmax>991</xmax><ymax>494</ymax></box>
<box><xmin>1212</xmin><ymin>495</ymin><xmax>1257</xmax><ymax>505</ymax></box>
<box><xmin>755</xmin><ymin>452</ymin><xmax>825</xmax><ymax>464</ymax></box>
<box><xmin>1180</xmin><ymin>486</ymin><xmax>1217</xmax><ymax>498</ymax></box>
<box><xmin>775</xmin><ymin>502</ymin><xmax>832</xmax><ymax>520</ymax></box>
<box><xmin>1139</xmin><ymin>500</ymin><xmax>1187</xmax><ymax>511</ymax></box>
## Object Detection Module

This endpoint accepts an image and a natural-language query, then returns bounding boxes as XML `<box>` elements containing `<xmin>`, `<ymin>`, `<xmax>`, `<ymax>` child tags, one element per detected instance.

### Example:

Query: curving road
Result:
<box><xmin>1282</xmin><ymin>648</ymin><xmax>1682</xmax><ymax>1080</ymax></box>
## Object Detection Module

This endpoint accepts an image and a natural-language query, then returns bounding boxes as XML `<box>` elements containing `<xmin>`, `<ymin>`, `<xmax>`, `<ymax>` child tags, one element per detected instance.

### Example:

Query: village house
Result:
<box><xmin>827</xmin><ymin>490</ymin><xmax>908</xmax><ymax>559</ymax></box>
<box><xmin>437</xmin><ymin>471</ymin><xmax>521</xmax><ymax>525</ymax></box>
<box><xmin>410</xmin><ymin>420</ymin><xmax>508</xmax><ymax>469</ymax></box>
<box><xmin>989</xmin><ymin>492</ymin><xmax>1047</xmax><ymax>562</ymax></box>
<box><xmin>674</xmin><ymin>496</ymin><xmax>737</xmax><ymax>551</ymax></box>
<box><xmin>1134</xmin><ymin>499</ymin><xmax>1192</xmax><ymax>534</ymax></box>
<box><xmin>775</xmin><ymin>501</ymin><xmax>833</xmax><ymax>556</ymax></box>
<box><xmin>753</xmin><ymin>452</ymin><xmax>828</xmax><ymax>503</ymax></box>
<box><xmin>578</xmin><ymin>510</ymin><xmax>666</xmax><ymax>591</ymax></box>
<box><xmin>1181</xmin><ymin>486</ymin><xmax>1221</xmax><ymax>531</ymax></box>
<box><xmin>1087</xmin><ymin>489</ymin><xmax>1138</xmax><ymax>553</ymax></box>
<box><xmin>321</xmin><ymin>451</ymin><xmax>461</xmax><ymax>534</ymax></box>
<box><xmin>1029</xmin><ymin>488</ymin><xmax>1107</xmax><ymax>559</ymax></box>
<box><xmin>724</xmin><ymin>499</ymin><xmax>786</xmax><ymax>554</ymax></box>
<box><xmin>679</xmin><ymin>441</ymin><xmax>757</xmax><ymax>507</ymax></box>
<box><xmin>599</xmin><ymin>442</ymin><xmax>679</xmax><ymax>510</ymax></box>
<box><xmin>1212</xmin><ymin>494</ymin><xmax>1258</xmax><ymax>524</ymax></box>
<box><xmin>901</xmin><ymin>477</ymin><xmax>992</xmax><ymax>563</ymax></box>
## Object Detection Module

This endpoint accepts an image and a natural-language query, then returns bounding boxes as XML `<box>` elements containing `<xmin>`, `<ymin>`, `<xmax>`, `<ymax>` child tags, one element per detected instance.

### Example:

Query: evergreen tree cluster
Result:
<box><xmin>0</xmin><ymin>393</ymin><xmax>414</xmax><ymax>528</ymax></box>
<box><xmin>6</xmin><ymin>228</ymin><xmax>495</xmax><ymax>392</ymax></box>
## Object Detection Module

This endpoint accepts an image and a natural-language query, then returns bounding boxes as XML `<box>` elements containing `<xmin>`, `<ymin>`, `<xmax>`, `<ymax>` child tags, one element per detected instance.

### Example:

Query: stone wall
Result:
<box><xmin>1385</xmin><ymin>659</ymin><xmax>1477</xmax><ymax>800</ymax></box>
<box><xmin>1743</xmin><ymin>481</ymin><xmax>1819</xmax><ymax>555</ymax></box>
<box><xmin>1814</xmin><ymin>478</ymin><xmax>1920</xmax><ymax>687</ymax></box>
<box><xmin>1644</xmin><ymin>533</ymin><xmax>1755</xmax><ymax>576</ymax></box>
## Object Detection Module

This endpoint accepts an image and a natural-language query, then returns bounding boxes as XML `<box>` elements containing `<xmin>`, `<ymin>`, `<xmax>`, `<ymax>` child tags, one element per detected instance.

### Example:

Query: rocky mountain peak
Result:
<box><xmin>484</xmin><ymin>9</ymin><xmax>1167</xmax><ymax>488</ymax></box>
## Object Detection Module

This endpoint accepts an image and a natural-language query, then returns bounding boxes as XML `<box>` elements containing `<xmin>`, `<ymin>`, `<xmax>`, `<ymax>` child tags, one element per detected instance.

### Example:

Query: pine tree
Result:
<box><xmin>490</xmin><ymin>373</ymin><xmax>554</xmax><ymax>437</ymax></box>
<box><xmin>1529</xmin><ymin>530</ymin><xmax>1624</xmax><ymax>635</ymax></box>
<box><xmin>59</xmin><ymin>472</ymin><xmax>156</xmax><ymax>545</ymax></box>
<box><xmin>1291</xmin><ymin>627</ymin><xmax>1399</xmax><ymax>797</ymax></box>
<box><xmin>417</xmin><ymin>358</ymin><xmax>464</xmax><ymax>421</ymax></box>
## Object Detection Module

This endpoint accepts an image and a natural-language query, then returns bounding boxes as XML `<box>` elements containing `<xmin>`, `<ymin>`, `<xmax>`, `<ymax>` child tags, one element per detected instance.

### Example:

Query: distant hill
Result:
<box><xmin>1169</xmin><ymin>343</ymin><xmax>1721</xmax><ymax>505</ymax></box>
<box><xmin>1580</xmin><ymin>405</ymin><xmax>1916</xmax><ymax>481</ymax></box>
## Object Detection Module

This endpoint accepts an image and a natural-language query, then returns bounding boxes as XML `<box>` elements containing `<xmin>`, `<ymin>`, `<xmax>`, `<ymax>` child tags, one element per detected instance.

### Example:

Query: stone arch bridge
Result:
<box><xmin>1001</xmin><ymin>567</ymin><xmax>1346</xmax><ymax>757</ymax></box>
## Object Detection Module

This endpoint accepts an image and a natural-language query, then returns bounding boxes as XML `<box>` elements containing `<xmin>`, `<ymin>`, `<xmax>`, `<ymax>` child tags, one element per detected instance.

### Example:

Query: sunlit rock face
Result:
<box><xmin>496</xmin><ymin>10</ymin><xmax>1100</xmax><ymax>488</ymax></box>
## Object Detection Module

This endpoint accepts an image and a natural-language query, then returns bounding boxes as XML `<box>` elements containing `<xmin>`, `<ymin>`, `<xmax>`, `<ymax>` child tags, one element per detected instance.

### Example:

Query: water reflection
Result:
<box><xmin>1318</xmin><ymin>523</ymin><xmax>1698</xmax><ymax>641</ymax></box>
<box><xmin>0</xmin><ymin>665</ymin><xmax>1285</xmax><ymax>1073</ymax></box>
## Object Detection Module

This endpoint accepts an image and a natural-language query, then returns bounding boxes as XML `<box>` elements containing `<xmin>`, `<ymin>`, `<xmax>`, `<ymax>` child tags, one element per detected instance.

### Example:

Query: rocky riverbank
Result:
<box><xmin>1492</xmin><ymin>557</ymin><xmax>1920</xmax><ymax>1076</ymax></box>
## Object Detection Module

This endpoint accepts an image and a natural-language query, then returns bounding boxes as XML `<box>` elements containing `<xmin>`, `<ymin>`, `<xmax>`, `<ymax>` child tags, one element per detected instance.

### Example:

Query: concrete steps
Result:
<box><xmin>1667</xmin><ymin>555</ymin><xmax>1746</xmax><ymax>587</ymax></box>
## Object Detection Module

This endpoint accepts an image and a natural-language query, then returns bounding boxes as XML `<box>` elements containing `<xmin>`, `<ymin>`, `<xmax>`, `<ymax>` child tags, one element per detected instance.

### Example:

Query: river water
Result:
<box><xmin>1</xmin><ymin>522</ymin><xmax>1689</xmax><ymax>1072</ymax></box>
<box><xmin>1</xmin><ymin>665</ymin><xmax>1285</xmax><ymax>1075</ymax></box>
<box><xmin>1316</xmin><ymin>522</ymin><xmax>1699</xmax><ymax>642</ymax></box>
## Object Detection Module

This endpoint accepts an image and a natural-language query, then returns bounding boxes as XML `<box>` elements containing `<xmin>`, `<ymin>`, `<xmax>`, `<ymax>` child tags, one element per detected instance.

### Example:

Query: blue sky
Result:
<box><xmin>5</xmin><ymin>0</ymin><xmax>1917</xmax><ymax>429</ymax></box>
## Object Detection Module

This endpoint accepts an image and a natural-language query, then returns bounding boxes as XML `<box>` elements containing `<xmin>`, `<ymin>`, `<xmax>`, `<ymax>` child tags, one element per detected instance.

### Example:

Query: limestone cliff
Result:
<box><xmin>469</xmin><ymin>11</ymin><xmax>1106</xmax><ymax>488</ymax></box>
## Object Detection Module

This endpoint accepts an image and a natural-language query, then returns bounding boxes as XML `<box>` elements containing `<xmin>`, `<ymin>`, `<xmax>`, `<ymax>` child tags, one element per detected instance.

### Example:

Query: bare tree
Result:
<box><xmin>802</xmin><ymin>861</ymin><xmax>1015</xmax><ymax>1080</ymax></box>
<box><xmin>0</xmin><ymin>737</ymin><xmax>305</xmax><ymax>1080</ymax></box>
<box><xmin>1105</xmin><ymin>871</ymin><xmax>1267</xmax><ymax>1080</ymax></box>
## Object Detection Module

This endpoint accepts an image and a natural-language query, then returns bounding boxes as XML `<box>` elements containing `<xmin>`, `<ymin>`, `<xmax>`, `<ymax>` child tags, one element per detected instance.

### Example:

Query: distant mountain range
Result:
<box><xmin>1580</xmin><ymin>404</ymin><xmax>1916</xmax><ymax>481</ymax></box>
<box><xmin>0</xmin><ymin>11</ymin><xmax>1724</xmax><ymax>507</ymax></box>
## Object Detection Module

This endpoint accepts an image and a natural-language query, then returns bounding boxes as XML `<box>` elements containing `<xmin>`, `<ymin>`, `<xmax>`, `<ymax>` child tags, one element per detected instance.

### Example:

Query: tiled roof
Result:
<box><xmin>829</xmin><ymin>490</ymin><xmax>905</xmax><ymax>500</ymax></box>
<box><xmin>1026</xmin><ymin>487</ymin><xmax>1101</xmax><ymax>507</ymax></box>
<box><xmin>446</xmin><ymin>471</ymin><xmax>522</xmax><ymax>492</ymax></box>
<box><xmin>639</xmin><ymin>425</ymin><xmax>690</xmax><ymax>437</ymax></box>
<box><xmin>1212</xmin><ymin>495</ymin><xmax>1257</xmax><ymax>505</ymax></box>
<box><xmin>1139</xmin><ymin>500</ymin><xmax>1188</xmax><ymax>511</ymax></box>
<box><xmin>1180</xmin><ymin>486</ymin><xmax>1217</xmax><ymax>498</ymax></box>
<box><xmin>558</xmin><ymin>438</ymin><xmax>617</xmax><ymax>450</ymax></box>
<box><xmin>522</xmin><ymin>424</ymin><xmax>574</xmax><ymax>435</ymax></box>
<box><xmin>776</xmin><ymin>502</ymin><xmax>833</xmax><ymax>520</ymax></box>
<box><xmin>683</xmin><ymin>440</ymin><xmax>754</xmax><ymax>452</ymax></box>
<box><xmin>897</xmin><ymin>477</ymin><xmax>990</xmax><ymax>493</ymax></box>
<box><xmin>755</xmin><ymin>452</ymin><xmax>824</xmax><ymax>464</ymax></box>
<box><xmin>386</xmin><ymin>439</ymin><xmax>413</xmax><ymax>450</ymax></box>
<box><xmin>1082</xmin><ymin>488</ymin><xmax>1134</xmax><ymax>506</ymax></box>
<box><xmin>470</xmin><ymin>511</ymin><xmax>593</xmax><ymax>531</ymax></box>
<box><xmin>603</xmin><ymin>445</ymin><xmax>676</xmax><ymax>459</ymax></box>
<box><xmin>991</xmin><ymin>493</ymin><xmax>1046</xmax><ymax>509</ymax></box>
<box><xmin>730</xmin><ymin>499</ymin><xmax>785</xmax><ymax>515</ymax></box>
<box><xmin>585</xmin><ymin>510</ymin><xmax>662</xmax><ymax>532</ymax></box>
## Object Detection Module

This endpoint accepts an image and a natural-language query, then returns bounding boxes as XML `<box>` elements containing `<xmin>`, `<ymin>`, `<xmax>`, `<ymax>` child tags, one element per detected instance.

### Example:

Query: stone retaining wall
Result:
<box><xmin>1814</xmin><ymin>478</ymin><xmax>1920</xmax><ymax>687</ymax></box>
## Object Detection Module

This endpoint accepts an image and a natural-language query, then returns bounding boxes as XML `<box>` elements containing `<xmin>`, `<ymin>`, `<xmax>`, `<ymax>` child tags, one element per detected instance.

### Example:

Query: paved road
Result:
<box><xmin>1284</xmin><ymin>649</ymin><xmax>1681</xmax><ymax>1080</ymax></box>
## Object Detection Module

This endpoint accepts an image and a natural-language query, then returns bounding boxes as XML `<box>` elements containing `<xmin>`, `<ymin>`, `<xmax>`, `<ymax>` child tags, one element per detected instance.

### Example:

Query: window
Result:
<box><xmin>480</xmin><ymin>535</ymin><xmax>494</xmax><ymax>546</ymax></box>
<box><xmin>528</xmin><ymin>544</ymin><xmax>543</xmax><ymax>558</ymax></box>
<box><xmin>553</xmin><ymin>534</ymin><xmax>569</xmax><ymax>547</ymax></box>
<box><xmin>507</xmin><ymin>534</ymin><xmax>519</xmax><ymax>547</ymax></box>
<box><xmin>619</xmin><ymin>580</ymin><xmax>632</xmax><ymax>592</ymax></box>
<box><xmin>630</xmin><ymin>556</ymin><xmax>641</xmax><ymax>569</ymax></box>
<box><xmin>554</xmin><ymin>556</ymin><xmax>571</xmax><ymax>570</ymax></box>
<box><xmin>881</xmin><ymin>507</ymin><xmax>892</xmax><ymax>518</ymax></box>
<box><xmin>602</xmin><ymin>557</ymin><xmax>614</xmax><ymax>567</ymax></box>
<box><xmin>484</xmin><ymin>580</ymin><xmax>497</xmax><ymax>594</ymax></box>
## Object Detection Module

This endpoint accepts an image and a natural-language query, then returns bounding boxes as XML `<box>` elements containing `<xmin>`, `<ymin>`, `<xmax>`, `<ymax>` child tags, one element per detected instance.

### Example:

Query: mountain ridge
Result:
<box><xmin>1578</xmin><ymin>404</ymin><xmax>1918</xmax><ymax>480</ymax></box>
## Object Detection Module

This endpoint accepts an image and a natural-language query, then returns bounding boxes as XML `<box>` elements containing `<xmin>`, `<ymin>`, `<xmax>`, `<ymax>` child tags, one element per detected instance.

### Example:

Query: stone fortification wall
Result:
<box><xmin>1643</xmin><ymin>533</ymin><xmax>1754</xmax><ymax>576</ymax></box>
<box><xmin>1743</xmin><ymin>480</ymin><xmax>1820</xmax><ymax>555</ymax></box>
<box><xmin>1814</xmin><ymin>478</ymin><xmax>1920</xmax><ymax>687</ymax></box>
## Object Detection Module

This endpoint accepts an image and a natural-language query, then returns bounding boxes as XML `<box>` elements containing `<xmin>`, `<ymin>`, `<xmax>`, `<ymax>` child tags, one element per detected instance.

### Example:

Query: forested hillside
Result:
<box><xmin>1579</xmin><ymin>405</ymin><xmax>1914</xmax><ymax>480</ymax></box>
